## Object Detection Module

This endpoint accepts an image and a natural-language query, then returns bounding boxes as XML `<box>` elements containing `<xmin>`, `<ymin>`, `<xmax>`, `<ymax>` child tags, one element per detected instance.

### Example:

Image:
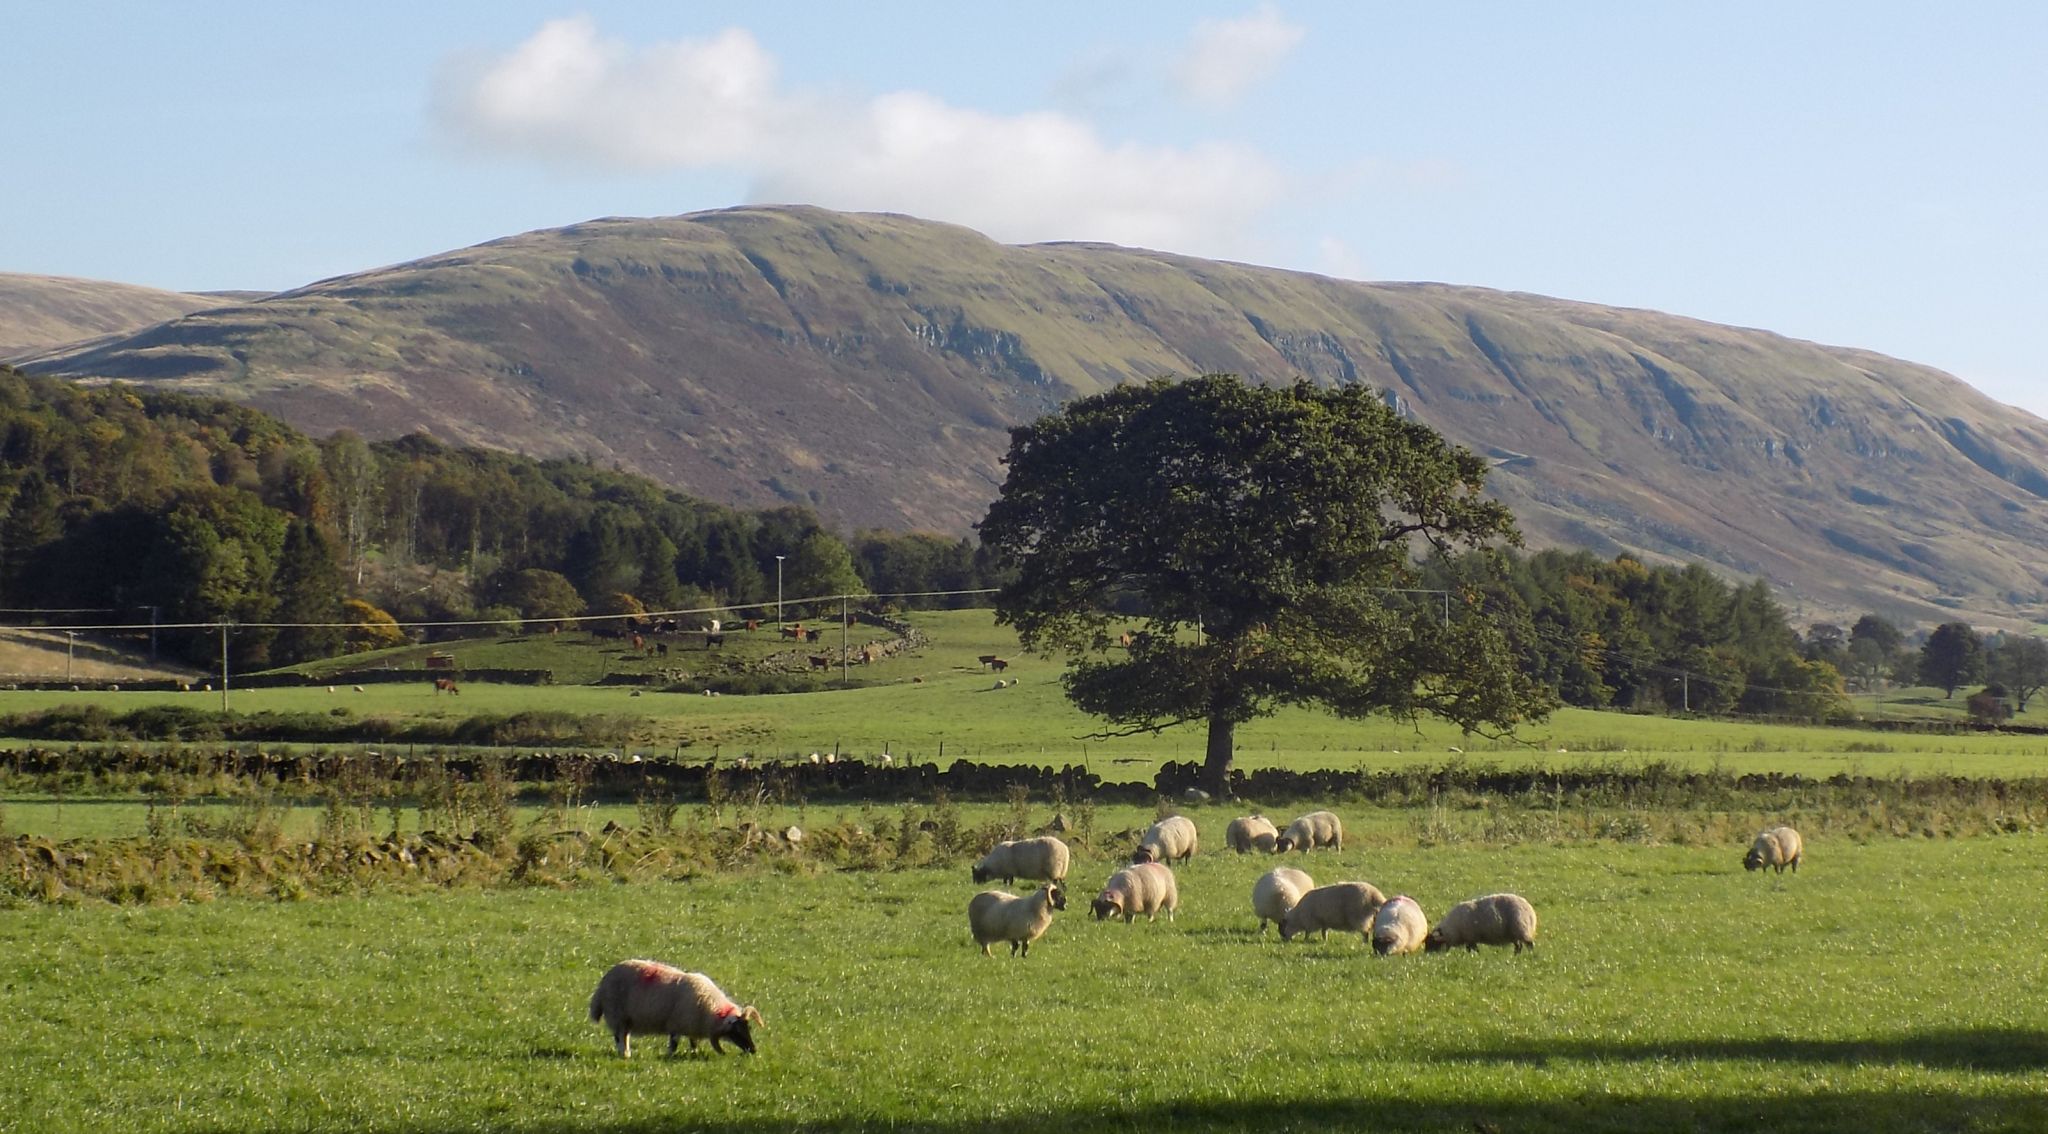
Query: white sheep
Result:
<box><xmin>1744</xmin><ymin>826</ymin><xmax>1803</xmax><ymax>875</ymax></box>
<box><xmin>1370</xmin><ymin>894</ymin><xmax>1428</xmax><ymax>956</ymax></box>
<box><xmin>1425</xmin><ymin>893</ymin><xmax>1539</xmax><ymax>954</ymax></box>
<box><xmin>968</xmin><ymin>882</ymin><xmax>1067</xmax><ymax>956</ymax></box>
<box><xmin>1251</xmin><ymin>866</ymin><xmax>1314</xmax><ymax>935</ymax></box>
<box><xmin>1274</xmin><ymin>810</ymin><xmax>1343</xmax><ymax>853</ymax></box>
<box><xmin>1225</xmin><ymin>815</ymin><xmax>1279</xmax><ymax>854</ymax></box>
<box><xmin>1091</xmin><ymin>861</ymin><xmax>1180</xmax><ymax>923</ymax></box>
<box><xmin>1278</xmin><ymin>881</ymin><xmax>1387</xmax><ymax>943</ymax></box>
<box><xmin>971</xmin><ymin>836</ymin><xmax>1071</xmax><ymax>886</ymax></box>
<box><xmin>588</xmin><ymin>959</ymin><xmax>762</xmax><ymax>1057</ymax></box>
<box><xmin>1131</xmin><ymin>815</ymin><xmax>1199</xmax><ymax>864</ymax></box>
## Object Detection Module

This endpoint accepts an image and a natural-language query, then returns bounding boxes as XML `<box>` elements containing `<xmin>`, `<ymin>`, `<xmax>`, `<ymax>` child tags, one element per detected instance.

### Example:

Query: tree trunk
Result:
<box><xmin>1201</xmin><ymin>715</ymin><xmax>1235</xmax><ymax>796</ymax></box>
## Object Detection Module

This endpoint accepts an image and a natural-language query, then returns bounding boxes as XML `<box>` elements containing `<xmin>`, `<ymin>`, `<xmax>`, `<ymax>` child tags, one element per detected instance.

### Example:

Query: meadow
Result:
<box><xmin>6</xmin><ymin>609</ymin><xmax>2048</xmax><ymax>1132</ymax></box>
<box><xmin>5</xmin><ymin>835</ymin><xmax>2047</xmax><ymax>1133</ymax></box>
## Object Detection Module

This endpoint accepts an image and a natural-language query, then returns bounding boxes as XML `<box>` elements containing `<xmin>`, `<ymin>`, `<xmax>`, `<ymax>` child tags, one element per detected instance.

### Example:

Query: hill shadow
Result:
<box><xmin>191</xmin><ymin>1085</ymin><xmax>2048</xmax><ymax>1134</ymax></box>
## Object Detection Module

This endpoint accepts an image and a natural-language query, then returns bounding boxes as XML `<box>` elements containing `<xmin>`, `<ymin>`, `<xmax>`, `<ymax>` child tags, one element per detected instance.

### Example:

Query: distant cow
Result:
<box><xmin>631</xmin><ymin>632</ymin><xmax>645</xmax><ymax>654</ymax></box>
<box><xmin>780</xmin><ymin>624</ymin><xmax>805</xmax><ymax>640</ymax></box>
<box><xmin>989</xmin><ymin>658</ymin><xmax>1009</xmax><ymax>673</ymax></box>
<box><xmin>433</xmin><ymin>677</ymin><xmax>460</xmax><ymax>695</ymax></box>
<box><xmin>655</xmin><ymin>641</ymin><xmax>669</xmax><ymax>657</ymax></box>
<box><xmin>978</xmin><ymin>654</ymin><xmax>999</xmax><ymax>670</ymax></box>
<box><xmin>807</xmin><ymin>654</ymin><xmax>832</xmax><ymax>670</ymax></box>
<box><xmin>705</xmin><ymin>633</ymin><xmax>726</xmax><ymax>649</ymax></box>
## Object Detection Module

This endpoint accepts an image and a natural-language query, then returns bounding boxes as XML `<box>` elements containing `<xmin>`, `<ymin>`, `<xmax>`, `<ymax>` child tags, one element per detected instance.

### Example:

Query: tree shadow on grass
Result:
<box><xmin>220</xmin><ymin>1087</ymin><xmax>2048</xmax><ymax>1134</ymax></box>
<box><xmin>1429</xmin><ymin>1027</ymin><xmax>2048</xmax><ymax>1074</ymax></box>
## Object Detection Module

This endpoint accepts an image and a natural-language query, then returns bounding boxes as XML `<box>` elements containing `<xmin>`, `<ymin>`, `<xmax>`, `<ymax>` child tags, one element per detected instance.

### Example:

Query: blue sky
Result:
<box><xmin>6</xmin><ymin>2</ymin><xmax>2044</xmax><ymax>417</ymax></box>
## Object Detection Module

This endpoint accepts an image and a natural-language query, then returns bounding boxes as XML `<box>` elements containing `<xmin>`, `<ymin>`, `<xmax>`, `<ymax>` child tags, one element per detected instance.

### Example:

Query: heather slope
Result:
<box><xmin>21</xmin><ymin>205</ymin><xmax>2048</xmax><ymax>626</ymax></box>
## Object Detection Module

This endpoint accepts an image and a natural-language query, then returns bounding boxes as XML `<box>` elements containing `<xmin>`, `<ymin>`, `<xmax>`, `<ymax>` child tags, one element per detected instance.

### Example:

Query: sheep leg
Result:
<box><xmin>710</xmin><ymin>1036</ymin><xmax>724</xmax><ymax>1053</ymax></box>
<box><xmin>669</xmin><ymin>1034</ymin><xmax>681</xmax><ymax>1055</ymax></box>
<box><xmin>615</xmin><ymin>1030</ymin><xmax>631</xmax><ymax>1058</ymax></box>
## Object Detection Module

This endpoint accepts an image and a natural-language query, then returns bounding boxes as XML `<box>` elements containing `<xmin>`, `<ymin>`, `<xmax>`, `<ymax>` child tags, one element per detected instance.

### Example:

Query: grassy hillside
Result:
<box><xmin>0</xmin><ymin>273</ymin><xmax>227</xmax><ymax>356</ymax></box>
<box><xmin>21</xmin><ymin>206</ymin><xmax>2048</xmax><ymax>628</ymax></box>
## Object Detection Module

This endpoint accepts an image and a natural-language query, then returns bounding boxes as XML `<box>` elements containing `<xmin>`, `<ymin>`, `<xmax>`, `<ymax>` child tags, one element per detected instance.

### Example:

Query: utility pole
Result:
<box><xmin>220</xmin><ymin>622</ymin><xmax>231</xmax><ymax>712</ymax></box>
<box><xmin>65</xmin><ymin>631</ymin><xmax>75</xmax><ymax>682</ymax></box>
<box><xmin>776</xmin><ymin>555</ymin><xmax>786</xmax><ymax>624</ymax></box>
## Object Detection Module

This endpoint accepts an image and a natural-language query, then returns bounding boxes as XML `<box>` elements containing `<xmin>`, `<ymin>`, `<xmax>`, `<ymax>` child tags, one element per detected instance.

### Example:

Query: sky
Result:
<box><xmin>6</xmin><ymin>2</ymin><xmax>2045</xmax><ymax>418</ymax></box>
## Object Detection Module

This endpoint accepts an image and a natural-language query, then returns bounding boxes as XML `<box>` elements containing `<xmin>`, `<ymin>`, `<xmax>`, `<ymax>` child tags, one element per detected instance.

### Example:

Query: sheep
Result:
<box><xmin>1225</xmin><ymin>815</ymin><xmax>1279</xmax><ymax>854</ymax></box>
<box><xmin>1131</xmin><ymin>815</ymin><xmax>1199</xmax><ymax>864</ymax></box>
<box><xmin>968</xmin><ymin>882</ymin><xmax>1067</xmax><ymax>956</ymax></box>
<box><xmin>1250</xmin><ymin>866</ymin><xmax>1314</xmax><ymax>935</ymax></box>
<box><xmin>1091</xmin><ymin>861</ymin><xmax>1179</xmax><ymax>923</ymax></box>
<box><xmin>588</xmin><ymin>959</ymin><xmax>762</xmax><ymax>1057</ymax></box>
<box><xmin>1278</xmin><ymin>881</ymin><xmax>1387</xmax><ymax>943</ymax></box>
<box><xmin>1274</xmin><ymin>810</ymin><xmax>1343</xmax><ymax>853</ymax></box>
<box><xmin>1370</xmin><ymin>895</ymin><xmax>1428</xmax><ymax>956</ymax></box>
<box><xmin>971</xmin><ymin>836</ymin><xmax>1071</xmax><ymax>886</ymax></box>
<box><xmin>1425</xmin><ymin>893</ymin><xmax>1539</xmax><ymax>954</ymax></box>
<box><xmin>1744</xmin><ymin>826</ymin><xmax>1804</xmax><ymax>874</ymax></box>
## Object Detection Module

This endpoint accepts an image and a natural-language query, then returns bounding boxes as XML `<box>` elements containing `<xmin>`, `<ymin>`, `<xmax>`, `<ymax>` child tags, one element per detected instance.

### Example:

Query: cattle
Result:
<box><xmin>433</xmin><ymin>677</ymin><xmax>460</xmax><ymax>695</ymax></box>
<box><xmin>978</xmin><ymin>654</ymin><xmax>999</xmax><ymax>670</ymax></box>
<box><xmin>807</xmin><ymin>654</ymin><xmax>832</xmax><ymax>670</ymax></box>
<box><xmin>989</xmin><ymin>658</ymin><xmax>1009</xmax><ymax>673</ymax></box>
<box><xmin>705</xmin><ymin>633</ymin><xmax>726</xmax><ymax>649</ymax></box>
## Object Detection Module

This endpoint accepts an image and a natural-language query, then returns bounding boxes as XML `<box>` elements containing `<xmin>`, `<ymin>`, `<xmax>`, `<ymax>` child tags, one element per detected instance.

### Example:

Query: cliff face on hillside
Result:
<box><xmin>18</xmin><ymin>205</ymin><xmax>2048</xmax><ymax>626</ymax></box>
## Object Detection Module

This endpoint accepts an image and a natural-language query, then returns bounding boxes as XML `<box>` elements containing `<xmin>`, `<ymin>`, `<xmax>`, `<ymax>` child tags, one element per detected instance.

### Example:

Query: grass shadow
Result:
<box><xmin>1431</xmin><ymin>1027</ymin><xmax>2048</xmax><ymax>1074</ymax></box>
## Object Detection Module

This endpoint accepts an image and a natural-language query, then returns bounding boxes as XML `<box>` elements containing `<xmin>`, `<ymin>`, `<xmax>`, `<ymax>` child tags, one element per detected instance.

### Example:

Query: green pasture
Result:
<box><xmin>5</xmin><ymin>833</ymin><xmax>2047</xmax><ymax>1133</ymax></box>
<box><xmin>2</xmin><ymin>611</ymin><xmax>2046</xmax><ymax>782</ymax></box>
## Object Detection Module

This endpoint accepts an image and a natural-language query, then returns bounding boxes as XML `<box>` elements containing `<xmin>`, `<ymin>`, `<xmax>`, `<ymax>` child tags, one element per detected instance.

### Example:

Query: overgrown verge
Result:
<box><xmin>0</xmin><ymin>705</ymin><xmax>646</xmax><ymax>746</ymax></box>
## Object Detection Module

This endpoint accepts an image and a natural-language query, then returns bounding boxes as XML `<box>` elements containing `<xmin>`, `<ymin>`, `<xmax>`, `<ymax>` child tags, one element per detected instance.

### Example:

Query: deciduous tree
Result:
<box><xmin>980</xmin><ymin>375</ymin><xmax>1553</xmax><ymax>793</ymax></box>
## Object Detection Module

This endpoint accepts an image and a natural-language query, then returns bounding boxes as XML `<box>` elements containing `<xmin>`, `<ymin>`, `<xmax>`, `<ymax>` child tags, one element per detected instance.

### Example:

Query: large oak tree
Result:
<box><xmin>980</xmin><ymin>375</ymin><xmax>1553</xmax><ymax>793</ymax></box>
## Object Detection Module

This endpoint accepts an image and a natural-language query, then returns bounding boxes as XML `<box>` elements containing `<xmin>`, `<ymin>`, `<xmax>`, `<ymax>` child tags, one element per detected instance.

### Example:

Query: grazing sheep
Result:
<box><xmin>1744</xmin><ymin>826</ymin><xmax>1804</xmax><ymax>875</ymax></box>
<box><xmin>1425</xmin><ymin>893</ymin><xmax>1539</xmax><ymax>954</ymax></box>
<box><xmin>1371</xmin><ymin>895</ymin><xmax>1429</xmax><ymax>956</ymax></box>
<box><xmin>1132</xmin><ymin>815</ymin><xmax>1199</xmax><ymax>864</ymax></box>
<box><xmin>971</xmin><ymin>836</ymin><xmax>1071</xmax><ymax>886</ymax></box>
<box><xmin>968</xmin><ymin>883</ymin><xmax>1067</xmax><ymax>956</ymax></box>
<box><xmin>1225</xmin><ymin>815</ymin><xmax>1279</xmax><ymax>854</ymax></box>
<box><xmin>1091</xmin><ymin>862</ymin><xmax>1180</xmax><ymax>923</ymax></box>
<box><xmin>588</xmin><ymin>960</ymin><xmax>762</xmax><ymax>1057</ymax></box>
<box><xmin>1274</xmin><ymin>810</ymin><xmax>1343</xmax><ymax>853</ymax></box>
<box><xmin>1278</xmin><ymin>881</ymin><xmax>1387</xmax><ymax>943</ymax></box>
<box><xmin>1251</xmin><ymin>866</ymin><xmax>1314</xmax><ymax>935</ymax></box>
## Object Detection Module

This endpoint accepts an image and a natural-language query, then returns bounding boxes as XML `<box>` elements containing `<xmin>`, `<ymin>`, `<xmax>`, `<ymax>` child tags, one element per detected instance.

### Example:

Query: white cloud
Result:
<box><xmin>434</xmin><ymin>18</ymin><xmax>1288</xmax><ymax>257</ymax></box>
<box><xmin>1172</xmin><ymin>4</ymin><xmax>1306</xmax><ymax>108</ymax></box>
<box><xmin>1315</xmin><ymin>235</ymin><xmax>1368</xmax><ymax>280</ymax></box>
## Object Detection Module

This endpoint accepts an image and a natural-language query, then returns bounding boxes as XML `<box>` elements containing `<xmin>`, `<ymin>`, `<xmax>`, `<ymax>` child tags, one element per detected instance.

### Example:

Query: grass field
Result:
<box><xmin>1</xmin><ymin>610</ymin><xmax>2045</xmax><ymax>782</ymax></box>
<box><xmin>5</xmin><ymin>834</ymin><xmax>2047</xmax><ymax>1133</ymax></box>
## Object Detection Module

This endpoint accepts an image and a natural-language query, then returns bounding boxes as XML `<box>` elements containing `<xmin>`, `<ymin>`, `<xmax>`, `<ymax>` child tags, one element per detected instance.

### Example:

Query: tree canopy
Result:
<box><xmin>980</xmin><ymin>374</ymin><xmax>1554</xmax><ymax>792</ymax></box>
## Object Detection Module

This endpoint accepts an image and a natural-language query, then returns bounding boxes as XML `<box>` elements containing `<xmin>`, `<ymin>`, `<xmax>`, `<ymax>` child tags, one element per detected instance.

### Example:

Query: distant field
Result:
<box><xmin>0</xmin><ymin>611</ymin><xmax>2043</xmax><ymax>783</ymax></box>
<box><xmin>6</xmin><ymin>836</ymin><xmax>2047</xmax><ymax>1133</ymax></box>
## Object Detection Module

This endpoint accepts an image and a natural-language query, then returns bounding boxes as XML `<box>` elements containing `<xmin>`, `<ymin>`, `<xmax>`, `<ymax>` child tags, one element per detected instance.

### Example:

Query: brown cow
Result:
<box><xmin>807</xmin><ymin>654</ymin><xmax>832</xmax><ymax>670</ymax></box>
<box><xmin>433</xmin><ymin>677</ymin><xmax>460</xmax><ymax>695</ymax></box>
<box><xmin>989</xmin><ymin>658</ymin><xmax>1009</xmax><ymax>673</ymax></box>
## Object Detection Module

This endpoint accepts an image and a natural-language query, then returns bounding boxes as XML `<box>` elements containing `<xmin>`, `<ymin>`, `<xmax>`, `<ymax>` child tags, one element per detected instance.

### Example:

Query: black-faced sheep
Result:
<box><xmin>1226</xmin><ymin>815</ymin><xmax>1279</xmax><ymax>854</ymax></box>
<box><xmin>1273</xmin><ymin>810</ymin><xmax>1342</xmax><ymax>853</ymax></box>
<box><xmin>1091</xmin><ymin>861</ymin><xmax>1179</xmax><ymax>923</ymax></box>
<box><xmin>1278</xmin><ymin>881</ymin><xmax>1386</xmax><ymax>943</ymax></box>
<box><xmin>1131</xmin><ymin>815</ymin><xmax>1198</xmax><ymax>864</ymax></box>
<box><xmin>1251</xmin><ymin>866</ymin><xmax>1313</xmax><ymax>935</ymax></box>
<box><xmin>1744</xmin><ymin>826</ymin><xmax>1803</xmax><ymax>874</ymax></box>
<box><xmin>1371</xmin><ymin>895</ymin><xmax>1428</xmax><ymax>956</ymax></box>
<box><xmin>1425</xmin><ymin>893</ymin><xmax>1538</xmax><ymax>954</ymax></box>
<box><xmin>968</xmin><ymin>882</ymin><xmax>1067</xmax><ymax>956</ymax></box>
<box><xmin>588</xmin><ymin>960</ymin><xmax>762</xmax><ymax>1057</ymax></box>
<box><xmin>971</xmin><ymin>836</ymin><xmax>1071</xmax><ymax>886</ymax></box>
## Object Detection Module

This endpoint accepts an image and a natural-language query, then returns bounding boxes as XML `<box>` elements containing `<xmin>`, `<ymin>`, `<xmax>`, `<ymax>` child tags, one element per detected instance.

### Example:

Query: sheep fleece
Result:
<box><xmin>588</xmin><ymin>960</ymin><xmax>752</xmax><ymax>1057</ymax></box>
<box><xmin>1251</xmin><ymin>866</ymin><xmax>1315</xmax><ymax>932</ymax></box>
<box><xmin>973</xmin><ymin>836</ymin><xmax>1071</xmax><ymax>884</ymax></box>
<box><xmin>1094</xmin><ymin>861</ymin><xmax>1179</xmax><ymax>923</ymax></box>
<box><xmin>1279</xmin><ymin>881</ymin><xmax>1386</xmax><ymax>942</ymax></box>
<box><xmin>1431</xmin><ymin>893</ymin><xmax>1539</xmax><ymax>953</ymax></box>
<box><xmin>1135</xmin><ymin>816</ymin><xmax>1199</xmax><ymax>863</ymax></box>
<box><xmin>1371</xmin><ymin>895</ymin><xmax>1428</xmax><ymax>956</ymax></box>
<box><xmin>1277</xmin><ymin>811</ymin><xmax>1343</xmax><ymax>852</ymax></box>
<box><xmin>1226</xmin><ymin>815</ymin><xmax>1279</xmax><ymax>854</ymax></box>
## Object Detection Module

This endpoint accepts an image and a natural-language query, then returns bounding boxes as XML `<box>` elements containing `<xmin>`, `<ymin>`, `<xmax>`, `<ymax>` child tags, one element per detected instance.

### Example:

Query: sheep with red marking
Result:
<box><xmin>588</xmin><ymin>960</ymin><xmax>762</xmax><ymax>1057</ymax></box>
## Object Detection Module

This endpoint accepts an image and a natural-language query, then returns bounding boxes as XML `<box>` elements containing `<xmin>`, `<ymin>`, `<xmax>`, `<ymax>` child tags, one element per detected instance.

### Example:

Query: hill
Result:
<box><xmin>0</xmin><ymin>273</ymin><xmax>235</xmax><ymax>356</ymax></box>
<box><xmin>18</xmin><ymin>206</ymin><xmax>2048</xmax><ymax>626</ymax></box>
